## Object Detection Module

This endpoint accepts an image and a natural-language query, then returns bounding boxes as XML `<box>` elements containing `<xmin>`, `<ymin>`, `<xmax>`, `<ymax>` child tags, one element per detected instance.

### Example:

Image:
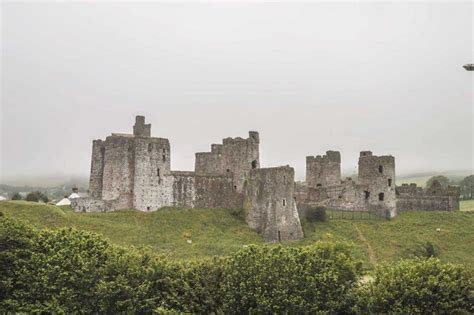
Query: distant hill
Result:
<box><xmin>397</xmin><ymin>169</ymin><xmax>473</xmax><ymax>187</ymax></box>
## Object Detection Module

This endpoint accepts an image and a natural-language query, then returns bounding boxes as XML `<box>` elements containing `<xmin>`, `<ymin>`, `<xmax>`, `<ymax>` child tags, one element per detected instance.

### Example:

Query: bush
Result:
<box><xmin>11</xmin><ymin>193</ymin><xmax>22</xmax><ymax>200</ymax></box>
<box><xmin>355</xmin><ymin>258</ymin><xmax>474</xmax><ymax>314</ymax></box>
<box><xmin>25</xmin><ymin>191</ymin><xmax>48</xmax><ymax>203</ymax></box>
<box><xmin>221</xmin><ymin>243</ymin><xmax>360</xmax><ymax>313</ymax></box>
<box><xmin>407</xmin><ymin>241</ymin><xmax>439</xmax><ymax>259</ymax></box>
<box><xmin>306</xmin><ymin>206</ymin><xmax>327</xmax><ymax>222</ymax></box>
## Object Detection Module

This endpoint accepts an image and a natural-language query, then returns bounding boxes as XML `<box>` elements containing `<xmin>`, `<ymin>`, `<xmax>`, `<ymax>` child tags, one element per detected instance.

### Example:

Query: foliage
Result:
<box><xmin>406</xmin><ymin>240</ymin><xmax>439</xmax><ymax>259</ymax></box>
<box><xmin>1</xmin><ymin>216</ymin><xmax>473</xmax><ymax>313</ymax></box>
<box><xmin>355</xmin><ymin>258</ymin><xmax>474</xmax><ymax>314</ymax></box>
<box><xmin>459</xmin><ymin>175</ymin><xmax>474</xmax><ymax>199</ymax></box>
<box><xmin>426</xmin><ymin>175</ymin><xmax>450</xmax><ymax>188</ymax></box>
<box><xmin>221</xmin><ymin>243</ymin><xmax>361</xmax><ymax>313</ymax></box>
<box><xmin>25</xmin><ymin>191</ymin><xmax>48</xmax><ymax>203</ymax></box>
<box><xmin>10</xmin><ymin>193</ymin><xmax>22</xmax><ymax>200</ymax></box>
<box><xmin>2</xmin><ymin>201</ymin><xmax>474</xmax><ymax>268</ymax></box>
<box><xmin>306</xmin><ymin>206</ymin><xmax>327</xmax><ymax>222</ymax></box>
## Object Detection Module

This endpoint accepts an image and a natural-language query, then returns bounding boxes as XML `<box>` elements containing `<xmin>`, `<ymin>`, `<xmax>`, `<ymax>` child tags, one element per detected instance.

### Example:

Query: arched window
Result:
<box><xmin>364</xmin><ymin>191</ymin><xmax>370</xmax><ymax>200</ymax></box>
<box><xmin>378</xmin><ymin>165</ymin><xmax>383</xmax><ymax>174</ymax></box>
<box><xmin>148</xmin><ymin>143</ymin><xmax>153</xmax><ymax>152</ymax></box>
<box><xmin>388</xmin><ymin>178</ymin><xmax>392</xmax><ymax>187</ymax></box>
<box><xmin>378</xmin><ymin>193</ymin><xmax>384</xmax><ymax>201</ymax></box>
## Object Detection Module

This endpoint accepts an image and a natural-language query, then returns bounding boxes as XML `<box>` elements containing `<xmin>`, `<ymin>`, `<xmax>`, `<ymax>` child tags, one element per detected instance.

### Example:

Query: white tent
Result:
<box><xmin>56</xmin><ymin>198</ymin><xmax>71</xmax><ymax>206</ymax></box>
<box><xmin>0</xmin><ymin>196</ymin><xmax>6</xmax><ymax>201</ymax></box>
<box><xmin>68</xmin><ymin>193</ymin><xmax>81</xmax><ymax>199</ymax></box>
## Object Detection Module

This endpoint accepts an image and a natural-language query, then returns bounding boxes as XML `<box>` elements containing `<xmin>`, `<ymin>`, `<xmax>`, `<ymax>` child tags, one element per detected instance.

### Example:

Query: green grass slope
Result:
<box><xmin>0</xmin><ymin>201</ymin><xmax>263</xmax><ymax>259</ymax></box>
<box><xmin>1</xmin><ymin>201</ymin><xmax>473</xmax><ymax>268</ymax></box>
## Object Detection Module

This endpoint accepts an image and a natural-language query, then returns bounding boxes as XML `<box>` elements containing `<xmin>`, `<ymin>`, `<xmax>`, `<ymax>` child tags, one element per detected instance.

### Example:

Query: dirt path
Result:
<box><xmin>353</xmin><ymin>224</ymin><xmax>377</xmax><ymax>267</ymax></box>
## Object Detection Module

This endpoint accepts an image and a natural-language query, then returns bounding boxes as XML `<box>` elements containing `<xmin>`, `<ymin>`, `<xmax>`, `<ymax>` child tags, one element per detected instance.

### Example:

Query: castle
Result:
<box><xmin>71</xmin><ymin>116</ymin><xmax>460</xmax><ymax>242</ymax></box>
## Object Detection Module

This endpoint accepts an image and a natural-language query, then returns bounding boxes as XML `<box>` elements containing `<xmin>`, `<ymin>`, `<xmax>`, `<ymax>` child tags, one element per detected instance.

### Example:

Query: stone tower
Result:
<box><xmin>243</xmin><ymin>166</ymin><xmax>304</xmax><ymax>242</ymax></box>
<box><xmin>306</xmin><ymin>150</ymin><xmax>341</xmax><ymax>188</ymax></box>
<box><xmin>358</xmin><ymin>151</ymin><xmax>396</xmax><ymax>217</ymax></box>
<box><xmin>195</xmin><ymin>131</ymin><xmax>260</xmax><ymax>192</ymax></box>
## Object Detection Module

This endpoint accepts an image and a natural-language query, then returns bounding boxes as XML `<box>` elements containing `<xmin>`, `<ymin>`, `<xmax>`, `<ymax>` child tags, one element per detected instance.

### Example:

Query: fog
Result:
<box><xmin>1</xmin><ymin>1</ymin><xmax>473</xmax><ymax>183</ymax></box>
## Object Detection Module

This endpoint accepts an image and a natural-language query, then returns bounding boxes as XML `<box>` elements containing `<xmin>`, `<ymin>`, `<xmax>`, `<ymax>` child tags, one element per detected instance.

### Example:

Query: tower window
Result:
<box><xmin>162</xmin><ymin>154</ymin><xmax>166</xmax><ymax>162</ymax></box>
<box><xmin>157</xmin><ymin>168</ymin><xmax>160</xmax><ymax>177</ymax></box>
<box><xmin>378</xmin><ymin>193</ymin><xmax>384</xmax><ymax>201</ymax></box>
<box><xmin>282</xmin><ymin>199</ymin><xmax>287</xmax><ymax>206</ymax></box>
<box><xmin>251</xmin><ymin>160</ymin><xmax>257</xmax><ymax>169</ymax></box>
<box><xmin>316</xmin><ymin>183</ymin><xmax>322</xmax><ymax>187</ymax></box>
<box><xmin>364</xmin><ymin>191</ymin><xmax>370</xmax><ymax>200</ymax></box>
<box><xmin>378</xmin><ymin>165</ymin><xmax>383</xmax><ymax>173</ymax></box>
<box><xmin>148</xmin><ymin>143</ymin><xmax>153</xmax><ymax>152</ymax></box>
<box><xmin>283</xmin><ymin>175</ymin><xmax>286</xmax><ymax>184</ymax></box>
<box><xmin>388</xmin><ymin>178</ymin><xmax>392</xmax><ymax>187</ymax></box>
<box><xmin>226</xmin><ymin>169</ymin><xmax>230</xmax><ymax>173</ymax></box>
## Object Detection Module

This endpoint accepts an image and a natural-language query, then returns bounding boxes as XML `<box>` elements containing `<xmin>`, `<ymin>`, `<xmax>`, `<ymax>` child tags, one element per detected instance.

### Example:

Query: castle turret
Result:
<box><xmin>133</xmin><ymin>115</ymin><xmax>151</xmax><ymax>137</ymax></box>
<box><xmin>358</xmin><ymin>151</ymin><xmax>396</xmax><ymax>217</ymax></box>
<box><xmin>306</xmin><ymin>150</ymin><xmax>341</xmax><ymax>188</ymax></box>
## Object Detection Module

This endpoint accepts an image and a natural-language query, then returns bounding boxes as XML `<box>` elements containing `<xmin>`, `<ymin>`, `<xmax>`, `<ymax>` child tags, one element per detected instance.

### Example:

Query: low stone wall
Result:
<box><xmin>396</xmin><ymin>195</ymin><xmax>459</xmax><ymax>211</ymax></box>
<box><xmin>71</xmin><ymin>193</ymin><xmax>132</xmax><ymax>212</ymax></box>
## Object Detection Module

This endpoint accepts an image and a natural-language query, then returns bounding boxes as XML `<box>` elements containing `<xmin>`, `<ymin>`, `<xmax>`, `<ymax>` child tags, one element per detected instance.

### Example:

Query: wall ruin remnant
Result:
<box><xmin>243</xmin><ymin>166</ymin><xmax>304</xmax><ymax>242</ymax></box>
<box><xmin>396</xmin><ymin>180</ymin><xmax>460</xmax><ymax>211</ymax></box>
<box><xmin>297</xmin><ymin>150</ymin><xmax>397</xmax><ymax>218</ymax></box>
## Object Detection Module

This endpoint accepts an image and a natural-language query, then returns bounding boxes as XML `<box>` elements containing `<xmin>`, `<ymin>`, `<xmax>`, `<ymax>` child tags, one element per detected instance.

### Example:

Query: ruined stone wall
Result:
<box><xmin>358</xmin><ymin>151</ymin><xmax>396</xmax><ymax>217</ymax></box>
<box><xmin>396</xmin><ymin>181</ymin><xmax>460</xmax><ymax>211</ymax></box>
<box><xmin>243</xmin><ymin>166</ymin><xmax>304</xmax><ymax>242</ymax></box>
<box><xmin>101</xmin><ymin>135</ymin><xmax>136</xmax><ymax>204</ymax></box>
<box><xmin>71</xmin><ymin>193</ymin><xmax>133</xmax><ymax>212</ymax></box>
<box><xmin>89</xmin><ymin>140</ymin><xmax>105</xmax><ymax>199</ymax></box>
<box><xmin>195</xmin><ymin>131</ymin><xmax>260</xmax><ymax>192</ymax></box>
<box><xmin>306</xmin><ymin>151</ymin><xmax>341</xmax><ymax>188</ymax></box>
<box><xmin>133</xmin><ymin>170</ymin><xmax>241</xmax><ymax>211</ymax></box>
<box><xmin>132</xmin><ymin>137</ymin><xmax>171</xmax><ymax>211</ymax></box>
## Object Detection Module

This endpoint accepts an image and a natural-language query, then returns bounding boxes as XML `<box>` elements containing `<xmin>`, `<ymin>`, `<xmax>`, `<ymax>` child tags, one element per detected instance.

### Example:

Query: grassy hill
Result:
<box><xmin>1</xmin><ymin>201</ymin><xmax>473</xmax><ymax>269</ymax></box>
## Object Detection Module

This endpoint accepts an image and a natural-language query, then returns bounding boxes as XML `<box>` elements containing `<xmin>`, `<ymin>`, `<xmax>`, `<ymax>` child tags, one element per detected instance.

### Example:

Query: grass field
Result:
<box><xmin>1</xmin><ymin>201</ymin><xmax>473</xmax><ymax>269</ymax></box>
<box><xmin>460</xmin><ymin>199</ymin><xmax>474</xmax><ymax>211</ymax></box>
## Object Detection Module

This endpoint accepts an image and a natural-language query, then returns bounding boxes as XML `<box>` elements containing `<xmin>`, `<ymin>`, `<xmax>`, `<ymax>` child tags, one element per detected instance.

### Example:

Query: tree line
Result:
<box><xmin>1</xmin><ymin>216</ymin><xmax>472</xmax><ymax>314</ymax></box>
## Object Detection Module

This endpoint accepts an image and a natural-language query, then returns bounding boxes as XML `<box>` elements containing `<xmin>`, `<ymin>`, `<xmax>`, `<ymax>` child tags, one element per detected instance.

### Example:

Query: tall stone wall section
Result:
<box><xmin>396</xmin><ymin>181</ymin><xmax>460</xmax><ymax>211</ymax></box>
<box><xmin>100</xmin><ymin>135</ymin><xmax>135</xmax><ymax>209</ymax></box>
<box><xmin>89</xmin><ymin>140</ymin><xmax>105</xmax><ymax>199</ymax></box>
<box><xmin>306</xmin><ymin>151</ymin><xmax>341</xmax><ymax>188</ymax></box>
<box><xmin>243</xmin><ymin>166</ymin><xmax>304</xmax><ymax>242</ymax></box>
<box><xmin>358</xmin><ymin>151</ymin><xmax>396</xmax><ymax>217</ymax></box>
<box><xmin>195</xmin><ymin>131</ymin><xmax>260</xmax><ymax>192</ymax></box>
<box><xmin>132</xmin><ymin>137</ymin><xmax>171</xmax><ymax>210</ymax></box>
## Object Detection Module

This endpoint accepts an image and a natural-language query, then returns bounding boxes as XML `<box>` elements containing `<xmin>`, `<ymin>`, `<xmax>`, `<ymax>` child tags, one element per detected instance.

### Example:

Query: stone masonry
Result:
<box><xmin>71</xmin><ymin>116</ymin><xmax>302</xmax><ymax>242</ymax></box>
<box><xmin>243</xmin><ymin>166</ymin><xmax>304</xmax><ymax>242</ymax></box>
<box><xmin>71</xmin><ymin>116</ymin><xmax>460</xmax><ymax>241</ymax></box>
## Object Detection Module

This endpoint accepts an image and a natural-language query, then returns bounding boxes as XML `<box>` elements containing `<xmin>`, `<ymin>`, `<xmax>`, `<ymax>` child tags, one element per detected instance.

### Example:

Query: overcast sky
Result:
<box><xmin>1</xmin><ymin>1</ymin><xmax>473</xmax><ymax>183</ymax></box>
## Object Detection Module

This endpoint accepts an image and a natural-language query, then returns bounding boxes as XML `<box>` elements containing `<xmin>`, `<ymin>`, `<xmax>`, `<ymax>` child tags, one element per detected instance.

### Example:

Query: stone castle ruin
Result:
<box><xmin>72</xmin><ymin>116</ymin><xmax>459</xmax><ymax>242</ymax></box>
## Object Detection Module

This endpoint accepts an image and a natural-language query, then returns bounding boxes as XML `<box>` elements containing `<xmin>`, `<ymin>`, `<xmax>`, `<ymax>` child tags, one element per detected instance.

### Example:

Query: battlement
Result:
<box><xmin>306</xmin><ymin>150</ymin><xmax>341</xmax><ymax>188</ymax></box>
<box><xmin>195</xmin><ymin>131</ymin><xmax>260</xmax><ymax>192</ymax></box>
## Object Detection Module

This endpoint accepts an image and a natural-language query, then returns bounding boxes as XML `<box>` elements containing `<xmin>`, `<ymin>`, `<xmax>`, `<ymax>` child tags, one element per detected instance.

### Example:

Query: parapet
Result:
<box><xmin>360</xmin><ymin>151</ymin><xmax>373</xmax><ymax>157</ymax></box>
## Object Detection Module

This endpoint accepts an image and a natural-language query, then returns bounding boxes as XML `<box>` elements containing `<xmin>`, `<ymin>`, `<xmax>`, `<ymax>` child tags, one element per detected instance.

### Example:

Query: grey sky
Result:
<box><xmin>1</xmin><ymin>1</ymin><xmax>473</xmax><ymax>183</ymax></box>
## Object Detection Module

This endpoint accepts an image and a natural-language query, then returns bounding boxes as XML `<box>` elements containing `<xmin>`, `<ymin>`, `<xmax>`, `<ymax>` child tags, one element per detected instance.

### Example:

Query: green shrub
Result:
<box><xmin>25</xmin><ymin>191</ymin><xmax>48</xmax><ymax>203</ymax></box>
<box><xmin>221</xmin><ymin>243</ymin><xmax>360</xmax><ymax>313</ymax></box>
<box><xmin>356</xmin><ymin>258</ymin><xmax>473</xmax><ymax>314</ymax></box>
<box><xmin>407</xmin><ymin>240</ymin><xmax>439</xmax><ymax>259</ymax></box>
<box><xmin>306</xmin><ymin>206</ymin><xmax>327</xmax><ymax>222</ymax></box>
<box><xmin>10</xmin><ymin>193</ymin><xmax>22</xmax><ymax>200</ymax></box>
